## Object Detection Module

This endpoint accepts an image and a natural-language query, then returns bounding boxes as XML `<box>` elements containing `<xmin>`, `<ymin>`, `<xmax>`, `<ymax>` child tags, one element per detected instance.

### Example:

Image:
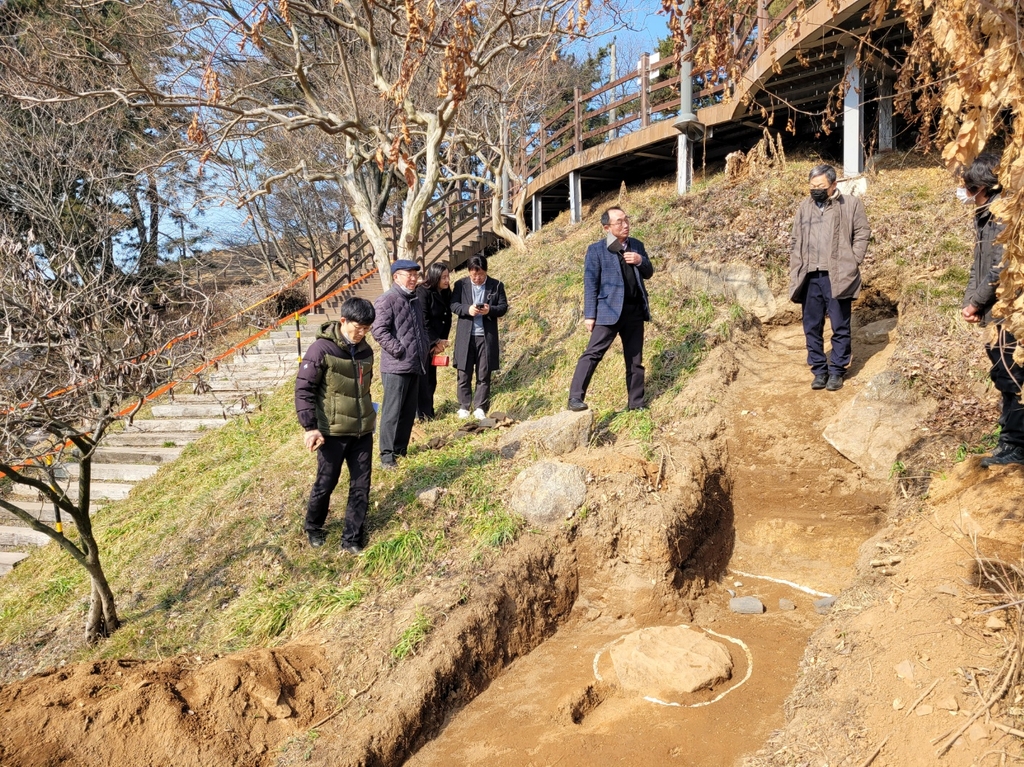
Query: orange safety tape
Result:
<box><xmin>2</xmin><ymin>267</ymin><xmax>377</xmax><ymax>478</ymax></box>
<box><xmin>2</xmin><ymin>269</ymin><xmax>316</xmax><ymax>415</ymax></box>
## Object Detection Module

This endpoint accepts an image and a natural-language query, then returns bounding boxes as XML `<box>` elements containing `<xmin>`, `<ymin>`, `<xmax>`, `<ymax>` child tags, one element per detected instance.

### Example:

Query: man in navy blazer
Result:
<box><xmin>569</xmin><ymin>206</ymin><xmax>654</xmax><ymax>412</ymax></box>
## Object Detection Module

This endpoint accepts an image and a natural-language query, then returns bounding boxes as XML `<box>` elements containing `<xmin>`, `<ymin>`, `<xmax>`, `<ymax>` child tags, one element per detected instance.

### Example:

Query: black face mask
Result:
<box><xmin>810</xmin><ymin>188</ymin><xmax>830</xmax><ymax>204</ymax></box>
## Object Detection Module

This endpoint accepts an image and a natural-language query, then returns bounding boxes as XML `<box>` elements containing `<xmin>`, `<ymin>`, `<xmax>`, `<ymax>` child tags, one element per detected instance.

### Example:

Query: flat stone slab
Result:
<box><xmin>729</xmin><ymin>596</ymin><xmax>765</xmax><ymax>614</ymax></box>
<box><xmin>671</xmin><ymin>260</ymin><xmax>778</xmax><ymax>321</ymax></box>
<box><xmin>609</xmin><ymin>625</ymin><xmax>733</xmax><ymax>700</ymax></box>
<box><xmin>499</xmin><ymin>409</ymin><xmax>593</xmax><ymax>459</ymax></box>
<box><xmin>506</xmin><ymin>461</ymin><xmax>587</xmax><ymax>525</ymax></box>
<box><xmin>0</xmin><ymin>551</ymin><xmax>30</xmax><ymax>576</ymax></box>
<box><xmin>65</xmin><ymin>463</ymin><xmax>159</xmax><ymax>482</ymax></box>
<box><xmin>0</xmin><ymin>525</ymin><xmax>52</xmax><ymax>547</ymax></box>
<box><xmin>822</xmin><ymin>371</ymin><xmax>936</xmax><ymax>480</ymax></box>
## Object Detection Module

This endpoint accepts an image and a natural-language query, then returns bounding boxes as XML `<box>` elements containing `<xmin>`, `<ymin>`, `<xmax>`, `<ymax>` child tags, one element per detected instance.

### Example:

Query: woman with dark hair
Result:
<box><xmin>451</xmin><ymin>254</ymin><xmax>509</xmax><ymax>419</ymax></box>
<box><xmin>416</xmin><ymin>262</ymin><xmax>453</xmax><ymax>420</ymax></box>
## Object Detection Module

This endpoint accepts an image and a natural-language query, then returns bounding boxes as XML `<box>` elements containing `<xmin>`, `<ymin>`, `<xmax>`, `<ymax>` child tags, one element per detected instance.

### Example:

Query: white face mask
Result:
<box><xmin>956</xmin><ymin>187</ymin><xmax>973</xmax><ymax>204</ymax></box>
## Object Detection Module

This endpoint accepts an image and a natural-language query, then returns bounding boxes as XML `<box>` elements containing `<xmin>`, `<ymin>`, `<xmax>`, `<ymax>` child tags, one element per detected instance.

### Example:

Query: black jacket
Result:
<box><xmin>451</xmin><ymin>276</ymin><xmax>509</xmax><ymax>372</ymax></box>
<box><xmin>416</xmin><ymin>284</ymin><xmax>453</xmax><ymax>348</ymax></box>
<box><xmin>963</xmin><ymin>195</ymin><xmax>1006</xmax><ymax>325</ymax></box>
<box><xmin>372</xmin><ymin>286</ymin><xmax>430</xmax><ymax>375</ymax></box>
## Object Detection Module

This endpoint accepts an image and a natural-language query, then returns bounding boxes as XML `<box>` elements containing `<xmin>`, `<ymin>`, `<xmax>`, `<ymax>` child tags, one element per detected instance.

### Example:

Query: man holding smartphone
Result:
<box><xmin>451</xmin><ymin>254</ymin><xmax>509</xmax><ymax>419</ymax></box>
<box><xmin>569</xmin><ymin>205</ymin><xmax>654</xmax><ymax>412</ymax></box>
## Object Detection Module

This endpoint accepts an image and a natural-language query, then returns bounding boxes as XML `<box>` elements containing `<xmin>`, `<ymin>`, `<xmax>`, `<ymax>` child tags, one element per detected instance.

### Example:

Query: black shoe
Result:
<box><xmin>811</xmin><ymin>374</ymin><xmax>828</xmax><ymax>390</ymax></box>
<box><xmin>825</xmin><ymin>375</ymin><xmax>844</xmax><ymax>392</ymax></box>
<box><xmin>980</xmin><ymin>444</ymin><xmax>1024</xmax><ymax>468</ymax></box>
<box><xmin>568</xmin><ymin>397</ymin><xmax>589</xmax><ymax>412</ymax></box>
<box><xmin>342</xmin><ymin>543</ymin><xmax>365</xmax><ymax>556</ymax></box>
<box><xmin>380</xmin><ymin>457</ymin><xmax>397</xmax><ymax>471</ymax></box>
<box><xmin>307</xmin><ymin>530</ymin><xmax>326</xmax><ymax>548</ymax></box>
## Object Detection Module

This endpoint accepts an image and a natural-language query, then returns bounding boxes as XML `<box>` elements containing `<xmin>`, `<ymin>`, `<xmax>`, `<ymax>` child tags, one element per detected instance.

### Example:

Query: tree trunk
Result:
<box><xmin>85</xmin><ymin>566</ymin><xmax>120</xmax><ymax>644</ymax></box>
<box><xmin>490</xmin><ymin>191</ymin><xmax>526</xmax><ymax>252</ymax></box>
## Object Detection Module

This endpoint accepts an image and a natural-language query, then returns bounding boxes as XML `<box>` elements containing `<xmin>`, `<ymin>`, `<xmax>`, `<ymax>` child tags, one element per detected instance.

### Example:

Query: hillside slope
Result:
<box><xmin>3</xmin><ymin>149</ymin><xmax>1019</xmax><ymax>767</ymax></box>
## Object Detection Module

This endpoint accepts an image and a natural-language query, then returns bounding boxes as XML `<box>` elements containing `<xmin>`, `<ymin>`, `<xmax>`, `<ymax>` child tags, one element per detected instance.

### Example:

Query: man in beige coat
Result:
<box><xmin>789</xmin><ymin>164</ymin><xmax>871</xmax><ymax>391</ymax></box>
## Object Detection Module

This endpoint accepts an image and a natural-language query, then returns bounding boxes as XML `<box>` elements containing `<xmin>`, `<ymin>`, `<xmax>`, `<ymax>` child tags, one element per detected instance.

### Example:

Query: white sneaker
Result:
<box><xmin>473</xmin><ymin>408</ymin><xmax>486</xmax><ymax>419</ymax></box>
<box><xmin>457</xmin><ymin>409</ymin><xmax>471</xmax><ymax>420</ymax></box>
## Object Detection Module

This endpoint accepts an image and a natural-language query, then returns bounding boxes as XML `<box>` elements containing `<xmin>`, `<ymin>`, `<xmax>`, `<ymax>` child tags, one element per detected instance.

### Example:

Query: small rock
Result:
<box><xmin>892</xmin><ymin>698</ymin><xmax>905</xmax><ymax>710</ymax></box>
<box><xmin>416</xmin><ymin>487</ymin><xmax>445</xmax><ymax>510</ymax></box>
<box><xmin>733</xmin><ymin>581</ymin><xmax>743</xmax><ymax>587</ymax></box>
<box><xmin>916</xmin><ymin>704</ymin><xmax>933</xmax><ymax>716</ymax></box>
<box><xmin>967</xmin><ymin>722</ymin><xmax>991</xmax><ymax>742</ymax></box>
<box><xmin>729</xmin><ymin>597</ymin><xmax>765</xmax><ymax>614</ymax></box>
<box><xmin>936</xmin><ymin>696</ymin><xmax>959</xmax><ymax>712</ymax></box>
<box><xmin>935</xmin><ymin>583</ymin><xmax>959</xmax><ymax>596</ymax></box>
<box><xmin>726</xmin><ymin>589</ymin><xmax>736</xmax><ymax>597</ymax></box>
<box><xmin>894</xmin><ymin>659</ymin><xmax>915</xmax><ymax>681</ymax></box>
<box><xmin>778</xmin><ymin>599</ymin><xmax>796</xmax><ymax>611</ymax></box>
<box><xmin>813</xmin><ymin>596</ymin><xmax>836</xmax><ymax>614</ymax></box>
<box><xmin>476</xmin><ymin>417</ymin><xmax>498</xmax><ymax>429</ymax></box>
<box><xmin>985</xmin><ymin>615</ymin><xmax>1006</xmax><ymax>631</ymax></box>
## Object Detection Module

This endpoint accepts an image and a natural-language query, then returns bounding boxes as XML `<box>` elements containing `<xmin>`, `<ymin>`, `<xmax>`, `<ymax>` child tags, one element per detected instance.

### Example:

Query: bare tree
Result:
<box><xmin>0</xmin><ymin>236</ymin><xmax>213</xmax><ymax>644</ymax></box>
<box><xmin>0</xmin><ymin>0</ymin><xmax>615</xmax><ymax>290</ymax></box>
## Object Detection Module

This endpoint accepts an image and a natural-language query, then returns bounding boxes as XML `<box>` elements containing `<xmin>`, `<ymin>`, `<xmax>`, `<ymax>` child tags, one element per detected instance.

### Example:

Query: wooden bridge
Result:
<box><xmin>312</xmin><ymin>0</ymin><xmax>905</xmax><ymax>307</ymax></box>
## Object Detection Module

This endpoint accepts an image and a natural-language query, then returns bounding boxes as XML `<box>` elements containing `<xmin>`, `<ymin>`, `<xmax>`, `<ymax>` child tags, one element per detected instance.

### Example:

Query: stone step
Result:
<box><xmin>90</xmin><ymin>446</ymin><xmax>184</xmax><ymax>465</ymax></box>
<box><xmin>150</xmin><ymin>403</ymin><xmax>253</xmax><ymax>419</ymax></box>
<box><xmin>64</xmin><ymin>462</ymin><xmax>159</xmax><ymax>482</ymax></box>
<box><xmin>9</xmin><ymin>480</ymin><xmax>132</xmax><ymax>503</ymax></box>
<box><xmin>0</xmin><ymin>552</ymin><xmax>29</xmax><ymax>576</ymax></box>
<box><xmin>208</xmin><ymin>379</ymin><xmax>291</xmax><ymax>392</ymax></box>
<box><xmin>161</xmin><ymin>392</ymin><xmax>266</xmax><ymax>404</ymax></box>
<box><xmin>267</xmin><ymin>329</ymin><xmax>322</xmax><ymax>341</ymax></box>
<box><xmin>1</xmin><ymin>497</ymin><xmax>89</xmax><ymax>524</ymax></box>
<box><xmin>0</xmin><ymin>525</ymin><xmax>51</xmax><ymax>547</ymax></box>
<box><xmin>210</xmin><ymin>365</ymin><xmax>294</xmax><ymax>379</ymax></box>
<box><xmin>122</xmin><ymin>418</ymin><xmax>228</xmax><ymax>433</ymax></box>
<box><xmin>256</xmin><ymin>338</ymin><xmax>310</xmax><ymax>353</ymax></box>
<box><xmin>103</xmin><ymin>431</ymin><xmax>201</xmax><ymax>448</ymax></box>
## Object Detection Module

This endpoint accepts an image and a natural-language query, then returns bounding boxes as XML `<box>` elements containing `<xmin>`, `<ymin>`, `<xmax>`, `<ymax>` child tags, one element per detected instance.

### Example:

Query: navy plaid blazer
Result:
<box><xmin>583</xmin><ymin>236</ymin><xmax>654</xmax><ymax>325</ymax></box>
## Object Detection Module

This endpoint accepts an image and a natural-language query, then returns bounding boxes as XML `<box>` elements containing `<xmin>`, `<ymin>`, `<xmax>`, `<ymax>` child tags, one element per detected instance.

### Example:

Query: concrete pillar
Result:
<box><xmin>878</xmin><ymin>78</ymin><xmax>893</xmax><ymax>152</ymax></box>
<box><xmin>569</xmin><ymin>171</ymin><xmax>582</xmax><ymax>224</ymax></box>
<box><xmin>843</xmin><ymin>48</ymin><xmax>864</xmax><ymax>176</ymax></box>
<box><xmin>677</xmin><ymin>134</ymin><xmax>693</xmax><ymax>195</ymax></box>
<box><xmin>531</xmin><ymin>194</ymin><xmax>543</xmax><ymax>232</ymax></box>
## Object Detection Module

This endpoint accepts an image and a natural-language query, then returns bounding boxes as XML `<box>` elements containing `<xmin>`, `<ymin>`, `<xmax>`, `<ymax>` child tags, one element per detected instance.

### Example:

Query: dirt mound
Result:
<box><xmin>0</xmin><ymin>644</ymin><xmax>331</xmax><ymax>767</ymax></box>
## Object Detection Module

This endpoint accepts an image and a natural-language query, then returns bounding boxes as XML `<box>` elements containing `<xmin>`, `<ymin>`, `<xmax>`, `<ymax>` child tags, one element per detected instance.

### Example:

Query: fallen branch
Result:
<box><xmin>905</xmin><ymin>678</ymin><xmax>940</xmax><ymax>718</ymax></box>
<box><xmin>859</xmin><ymin>733</ymin><xmax>890</xmax><ymax>767</ymax></box>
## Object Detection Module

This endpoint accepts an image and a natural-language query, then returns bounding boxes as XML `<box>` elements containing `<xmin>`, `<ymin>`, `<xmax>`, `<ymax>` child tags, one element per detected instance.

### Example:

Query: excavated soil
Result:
<box><xmin>0</xmin><ymin>319</ymin><xmax>901</xmax><ymax>767</ymax></box>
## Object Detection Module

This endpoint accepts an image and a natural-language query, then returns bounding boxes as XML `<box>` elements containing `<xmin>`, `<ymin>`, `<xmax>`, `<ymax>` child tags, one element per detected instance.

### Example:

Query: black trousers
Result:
<box><xmin>380</xmin><ymin>372</ymin><xmax>420</xmax><ymax>463</ymax></box>
<box><xmin>987</xmin><ymin>327</ymin><xmax>1024</xmax><ymax>448</ymax></box>
<box><xmin>305</xmin><ymin>432</ymin><xmax>373</xmax><ymax>546</ymax></box>
<box><xmin>801</xmin><ymin>272</ymin><xmax>852</xmax><ymax>378</ymax></box>
<box><xmin>417</xmin><ymin>364</ymin><xmax>439</xmax><ymax>420</ymax></box>
<box><xmin>570</xmin><ymin>304</ymin><xmax>646</xmax><ymax>409</ymax></box>
<box><xmin>457</xmin><ymin>334</ymin><xmax>492</xmax><ymax>412</ymax></box>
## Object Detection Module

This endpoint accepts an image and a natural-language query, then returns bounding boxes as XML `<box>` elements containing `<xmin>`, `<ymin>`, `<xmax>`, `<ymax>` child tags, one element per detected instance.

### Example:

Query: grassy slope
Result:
<box><xmin>0</xmin><ymin>150</ymin><xmax>988</xmax><ymax>676</ymax></box>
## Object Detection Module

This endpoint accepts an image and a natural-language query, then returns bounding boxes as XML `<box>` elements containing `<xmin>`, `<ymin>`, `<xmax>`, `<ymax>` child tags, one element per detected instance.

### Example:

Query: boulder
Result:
<box><xmin>498</xmin><ymin>409</ymin><xmax>593</xmax><ymax>459</ymax></box>
<box><xmin>822</xmin><ymin>371</ymin><xmax>936</xmax><ymax>480</ymax></box>
<box><xmin>506</xmin><ymin>461</ymin><xmax>587</xmax><ymax>525</ymax></box>
<box><xmin>609</xmin><ymin>625</ymin><xmax>733</xmax><ymax>700</ymax></box>
<box><xmin>671</xmin><ymin>260</ymin><xmax>778</xmax><ymax>321</ymax></box>
<box><xmin>853</xmin><ymin>316</ymin><xmax>897</xmax><ymax>345</ymax></box>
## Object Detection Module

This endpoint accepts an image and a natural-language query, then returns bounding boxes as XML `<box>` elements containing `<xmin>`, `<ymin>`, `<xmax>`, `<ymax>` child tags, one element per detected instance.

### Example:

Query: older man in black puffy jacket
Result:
<box><xmin>372</xmin><ymin>259</ymin><xmax>431</xmax><ymax>469</ymax></box>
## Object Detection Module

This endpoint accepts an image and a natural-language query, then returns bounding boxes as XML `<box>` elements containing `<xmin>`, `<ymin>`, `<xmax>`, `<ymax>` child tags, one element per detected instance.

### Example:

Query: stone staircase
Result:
<box><xmin>0</xmin><ymin>326</ymin><xmax>324</xmax><ymax>576</ymax></box>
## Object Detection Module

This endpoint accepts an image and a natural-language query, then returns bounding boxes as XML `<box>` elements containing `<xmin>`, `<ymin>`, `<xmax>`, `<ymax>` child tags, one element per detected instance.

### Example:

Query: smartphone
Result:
<box><xmin>475</xmin><ymin>303</ymin><xmax>485</xmax><ymax>309</ymax></box>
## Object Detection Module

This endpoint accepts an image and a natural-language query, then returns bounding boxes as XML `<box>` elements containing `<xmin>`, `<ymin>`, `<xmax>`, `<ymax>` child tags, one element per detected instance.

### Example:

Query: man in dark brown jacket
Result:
<box><xmin>960</xmin><ymin>153</ymin><xmax>1024</xmax><ymax>467</ymax></box>
<box><xmin>789</xmin><ymin>164</ymin><xmax>871</xmax><ymax>391</ymax></box>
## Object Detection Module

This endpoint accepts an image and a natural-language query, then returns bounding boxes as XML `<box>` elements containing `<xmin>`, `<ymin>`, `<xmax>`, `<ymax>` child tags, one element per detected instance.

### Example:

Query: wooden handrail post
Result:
<box><xmin>519</xmin><ymin>136</ymin><xmax>526</xmax><ymax>178</ymax></box>
<box><xmin>640</xmin><ymin>53</ymin><xmax>651</xmax><ymax>128</ymax></box>
<box><xmin>573</xmin><ymin>86</ymin><xmax>583</xmax><ymax>153</ymax></box>
<box><xmin>757</xmin><ymin>0</ymin><xmax>767</xmax><ymax>53</ymax></box>
<box><xmin>446</xmin><ymin>202</ymin><xmax>454</xmax><ymax>260</ymax></box>
<box><xmin>308</xmin><ymin>268</ymin><xmax>316</xmax><ymax>306</ymax></box>
<box><xmin>476</xmin><ymin>185</ymin><xmax>484</xmax><ymax>242</ymax></box>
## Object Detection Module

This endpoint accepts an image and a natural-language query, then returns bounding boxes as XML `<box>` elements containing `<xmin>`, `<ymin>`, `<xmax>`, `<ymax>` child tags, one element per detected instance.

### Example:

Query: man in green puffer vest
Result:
<box><xmin>295</xmin><ymin>297</ymin><xmax>377</xmax><ymax>554</ymax></box>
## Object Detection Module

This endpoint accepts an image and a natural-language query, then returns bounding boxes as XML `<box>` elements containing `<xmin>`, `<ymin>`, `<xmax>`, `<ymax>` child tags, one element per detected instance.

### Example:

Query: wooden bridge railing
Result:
<box><xmin>518</xmin><ymin>0</ymin><xmax>810</xmax><ymax>183</ymax></box>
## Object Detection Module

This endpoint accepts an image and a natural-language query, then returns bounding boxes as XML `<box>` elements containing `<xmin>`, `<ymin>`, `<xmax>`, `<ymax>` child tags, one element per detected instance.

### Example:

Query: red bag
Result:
<box><xmin>431</xmin><ymin>355</ymin><xmax>450</xmax><ymax>367</ymax></box>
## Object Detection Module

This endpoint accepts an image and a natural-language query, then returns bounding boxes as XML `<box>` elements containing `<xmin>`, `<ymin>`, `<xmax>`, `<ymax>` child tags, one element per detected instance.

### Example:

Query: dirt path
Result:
<box><xmin>404</xmin><ymin>323</ymin><xmax>893</xmax><ymax>766</ymax></box>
